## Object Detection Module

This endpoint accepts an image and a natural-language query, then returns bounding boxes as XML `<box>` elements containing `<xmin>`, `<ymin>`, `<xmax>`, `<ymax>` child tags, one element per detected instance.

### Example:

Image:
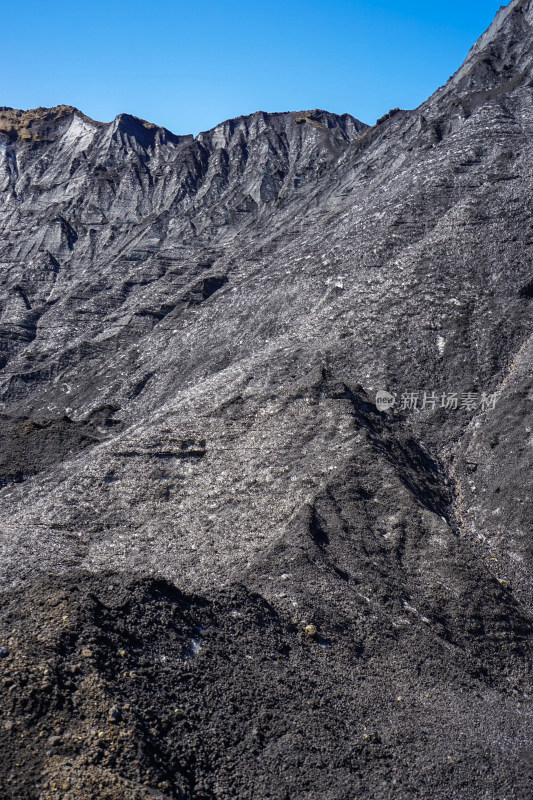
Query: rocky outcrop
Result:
<box><xmin>1</xmin><ymin>2</ymin><xmax>533</xmax><ymax>798</ymax></box>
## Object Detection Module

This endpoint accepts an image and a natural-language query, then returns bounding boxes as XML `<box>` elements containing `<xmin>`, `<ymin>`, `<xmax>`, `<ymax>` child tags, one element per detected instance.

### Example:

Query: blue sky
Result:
<box><xmin>1</xmin><ymin>1</ymin><xmax>505</xmax><ymax>135</ymax></box>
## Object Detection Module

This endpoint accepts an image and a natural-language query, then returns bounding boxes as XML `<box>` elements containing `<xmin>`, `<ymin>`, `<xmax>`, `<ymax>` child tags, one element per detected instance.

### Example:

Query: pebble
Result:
<box><xmin>108</xmin><ymin>706</ymin><xmax>121</xmax><ymax>723</ymax></box>
<box><xmin>0</xmin><ymin>646</ymin><xmax>9</xmax><ymax>658</ymax></box>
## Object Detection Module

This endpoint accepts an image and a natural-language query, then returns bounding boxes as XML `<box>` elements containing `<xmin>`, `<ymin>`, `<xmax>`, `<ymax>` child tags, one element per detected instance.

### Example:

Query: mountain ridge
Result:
<box><xmin>1</xmin><ymin>2</ymin><xmax>533</xmax><ymax>798</ymax></box>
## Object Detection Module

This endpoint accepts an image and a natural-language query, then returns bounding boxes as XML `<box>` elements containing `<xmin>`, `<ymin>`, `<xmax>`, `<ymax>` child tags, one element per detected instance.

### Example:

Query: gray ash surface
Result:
<box><xmin>1</xmin><ymin>1</ymin><xmax>533</xmax><ymax>797</ymax></box>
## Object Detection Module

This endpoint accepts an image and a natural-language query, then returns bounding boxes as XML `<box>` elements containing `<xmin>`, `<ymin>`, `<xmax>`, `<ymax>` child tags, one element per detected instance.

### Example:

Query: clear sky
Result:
<box><xmin>1</xmin><ymin>1</ymin><xmax>505</xmax><ymax>135</ymax></box>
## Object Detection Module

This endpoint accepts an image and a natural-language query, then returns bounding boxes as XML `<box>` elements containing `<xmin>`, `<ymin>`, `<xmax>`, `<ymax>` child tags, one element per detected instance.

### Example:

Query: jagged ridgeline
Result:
<box><xmin>1</xmin><ymin>1</ymin><xmax>533</xmax><ymax>798</ymax></box>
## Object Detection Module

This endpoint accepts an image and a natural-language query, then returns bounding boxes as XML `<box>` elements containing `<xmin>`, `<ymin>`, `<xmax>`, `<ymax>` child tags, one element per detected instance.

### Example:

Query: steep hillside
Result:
<box><xmin>1</xmin><ymin>2</ymin><xmax>533</xmax><ymax>798</ymax></box>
